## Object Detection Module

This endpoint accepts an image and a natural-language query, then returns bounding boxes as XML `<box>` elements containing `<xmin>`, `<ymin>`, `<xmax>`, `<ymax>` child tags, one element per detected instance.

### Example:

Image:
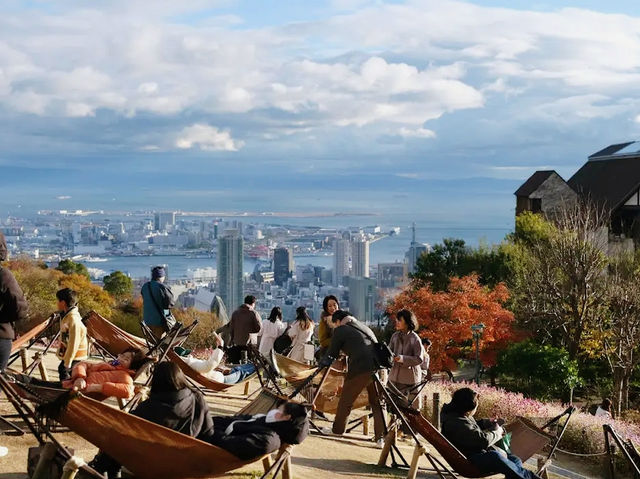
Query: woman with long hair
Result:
<box><xmin>259</xmin><ymin>306</ymin><xmax>286</xmax><ymax>356</ymax></box>
<box><xmin>317</xmin><ymin>295</ymin><xmax>339</xmax><ymax>360</ymax></box>
<box><xmin>288</xmin><ymin>306</ymin><xmax>315</xmax><ymax>363</ymax></box>
<box><xmin>389</xmin><ymin>309</ymin><xmax>424</xmax><ymax>408</ymax></box>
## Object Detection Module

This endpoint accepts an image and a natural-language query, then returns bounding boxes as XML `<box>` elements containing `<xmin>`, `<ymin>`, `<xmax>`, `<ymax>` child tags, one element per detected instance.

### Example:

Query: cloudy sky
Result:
<box><xmin>2</xmin><ymin>0</ymin><xmax>640</xmax><ymax>228</ymax></box>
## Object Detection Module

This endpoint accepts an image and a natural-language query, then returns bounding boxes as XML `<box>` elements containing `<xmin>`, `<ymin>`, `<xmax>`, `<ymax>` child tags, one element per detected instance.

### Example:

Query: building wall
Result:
<box><xmin>351</xmin><ymin>238</ymin><xmax>370</xmax><ymax>278</ymax></box>
<box><xmin>333</xmin><ymin>238</ymin><xmax>350</xmax><ymax>286</ymax></box>
<box><xmin>217</xmin><ymin>230</ymin><xmax>244</xmax><ymax>311</ymax></box>
<box><xmin>347</xmin><ymin>276</ymin><xmax>377</xmax><ymax>323</ymax></box>
<box><xmin>528</xmin><ymin>175</ymin><xmax>577</xmax><ymax>216</ymax></box>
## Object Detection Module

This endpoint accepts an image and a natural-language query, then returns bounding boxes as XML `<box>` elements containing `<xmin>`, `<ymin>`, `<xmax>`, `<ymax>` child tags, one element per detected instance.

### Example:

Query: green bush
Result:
<box><xmin>496</xmin><ymin>339</ymin><xmax>581</xmax><ymax>401</ymax></box>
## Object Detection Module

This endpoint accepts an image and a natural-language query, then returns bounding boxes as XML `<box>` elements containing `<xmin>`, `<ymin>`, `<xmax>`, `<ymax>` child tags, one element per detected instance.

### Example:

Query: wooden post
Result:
<box><xmin>537</xmin><ymin>457</ymin><xmax>550</xmax><ymax>479</ymax></box>
<box><xmin>262</xmin><ymin>455</ymin><xmax>272</xmax><ymax>472</ymax></box>
<box><xmin>20</xmin><ymin>349</ymin><xmax>28</xmax><ymax>372</ymax></box>
<box><xmin>377</xmin><ymin>425</ymin><xmax>397</xmax><ymax>466</ymax></box>
<box><xmin>35</xmin><ymin>353</ymin><xmax>49</xmax><ymax>381</ymax></box>
<box><xmin>282</xmin><ymin>454</ymin><xmax>292</xmax><ymax>479</ymax></box>
<box><xmin>244</xmin><ymin>379</ymin><xmax>251</xmax><ymax>396</ymax></box>
<box><xmin>432</xmin><ymin>393</ymin><xmax>440</xmax><ymax>430</ymax></box>
<box><xmin>363</xmin><ymin>415</ymin><xmax>370</xmax><ymax>436</ymax></box>
<box><xmin>61</xmin><ymin>456</ymin><xmax>85</xmax><ymax>479</ymax></box>
<box><xmin>32</xmin><ymin>442</ymin><xmax>58</xmax><ymax>479</ymax></box>
<box><xmin>407</xmin><ymin>445</ymin><xmax>425</xmax><ymax>479</ymax></box>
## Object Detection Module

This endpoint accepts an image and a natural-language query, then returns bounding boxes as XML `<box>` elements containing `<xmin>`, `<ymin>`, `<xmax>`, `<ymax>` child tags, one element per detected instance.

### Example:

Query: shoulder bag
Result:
<box><xmin>346</xmin><ymin>321</ymin><xmax>394</xmax><ymax>370</ymax></box>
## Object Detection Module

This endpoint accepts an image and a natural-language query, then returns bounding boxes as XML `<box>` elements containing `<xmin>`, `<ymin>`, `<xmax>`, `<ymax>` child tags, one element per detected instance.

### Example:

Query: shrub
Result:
<box><xmin>174</xmin><ymin>308</ymin><xmax>224</xmax><ymax>350</ymax></box>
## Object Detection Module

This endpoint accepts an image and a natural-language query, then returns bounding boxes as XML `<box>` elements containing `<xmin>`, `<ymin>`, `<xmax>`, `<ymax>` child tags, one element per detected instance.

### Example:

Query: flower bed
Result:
<box><xmin>420</xmin><ymin>381</ymin><xmax>640</xmax><ymax>458</ymax></box>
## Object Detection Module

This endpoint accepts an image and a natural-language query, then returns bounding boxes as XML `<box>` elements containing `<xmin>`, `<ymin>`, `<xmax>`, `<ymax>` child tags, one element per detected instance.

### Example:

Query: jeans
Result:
<box><xmin>224</xmin><ymin>363</ymin><xmax>256</xmax><ymax>384</ymax></box>
<box><xmin>58</xmin><ymin>360</ymin><xmax>79</xmax><ymax>381</ymax></box>
<box><xmin>469</xmin><ymin>450</ymin><xmax>542</xmax><ymax>479</ymax></box>
<box><xmin>0</xmin><ymin>338</ymin><xmax>12</xmax><ymax>372</ymax></box>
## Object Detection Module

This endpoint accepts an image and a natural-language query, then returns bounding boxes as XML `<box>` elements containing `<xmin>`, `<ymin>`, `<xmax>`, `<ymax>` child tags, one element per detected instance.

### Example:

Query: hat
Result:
<box><xmin>151</xmin><ymin>266</ymin><xmax>166</xmax><ymax>280</ymax></box>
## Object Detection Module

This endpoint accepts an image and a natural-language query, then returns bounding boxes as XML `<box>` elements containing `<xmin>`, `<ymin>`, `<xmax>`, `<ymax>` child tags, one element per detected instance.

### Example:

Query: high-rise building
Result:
<box><xmin>405</xmin><ymin>223</ymin><xmax>430</xmax><ymax>274</ymax></box>
<box><xmin>351</xmin><ymin>235</ymin><xmax>370</xmax><ymax>278</ymax></box>
<box><xmin>273</xmin><ymin>247</ymin><xmax>294</xmax><ymax>286</ymax></box>
<box><xmin>347</xmin><ymin>277</ymin><xmax>377</xmax><ymax>323</ymax></box>
<box><xmin>217</xmin><ymin>229</ymin><xmax>244</xmax><ymax>311</ymax></box>
<box><xmin>377</xmin><ymin>262</ymin><xmax>408</xmax><ymax>289</ymax></box>
<box><xmin>154</xmin><ymin>212</ymin><xmax>176</xmax><ymax>232</ymax></box>
<box><xmin>333</xmin><ymin>237</ymin><xmax>351</xmax><ymax>286</ymax></box>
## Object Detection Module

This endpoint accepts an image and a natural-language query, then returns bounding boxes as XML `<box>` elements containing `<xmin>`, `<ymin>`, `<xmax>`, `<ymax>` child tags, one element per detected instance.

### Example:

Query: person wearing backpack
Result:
<box><xmin>141</xmin><ymin>266</ymin><xmax>175</xmax><ymax>340</ymax></box>
<box><xmin>319</xmin><ymin>310</ymin><xmax>385</xmax><ymax>447</ymax></box>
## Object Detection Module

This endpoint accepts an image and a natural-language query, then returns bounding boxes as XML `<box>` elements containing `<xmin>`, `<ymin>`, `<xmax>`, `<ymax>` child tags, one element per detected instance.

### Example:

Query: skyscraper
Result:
<box><xmin>273</xmin><ymin>247</ymin><xmax>294</xmax><ymax>286</ymax></box>
<box><xmin>333</xmin><ymin>237</ymin><xmax>351</xmax><ymax>286</ymax></box>
<box><xmin>351</xmin><ymin>235</ymin><xmax>370</xmax><ymax>278</ymax></box>
<box><xmin>378</xmin><ymin>262</ymin><xmax>408</xmax><ymax>289</ymax></box>
<box><xmin>405</xmin><ymin>222</ymin><xmax>430</xmax><ymax>274</ymax></box>
<box><xmin>217</xmin><ymin>229</ymin><xmax>244</xmax><ymax>311</ymax></box>
<box><xmin>154</xmin><ymin>212</ymin><xmax>176</xmax><ymax>232</ymax></box>
<box><xmin>347</xmin><ymin>277</ymin><xmax>377</xmax><ymax>323</ymax></box>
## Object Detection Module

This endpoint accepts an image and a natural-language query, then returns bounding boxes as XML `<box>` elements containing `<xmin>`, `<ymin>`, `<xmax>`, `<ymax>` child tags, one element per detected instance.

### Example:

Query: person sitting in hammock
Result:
<box><xmin>180</xmin><ymin>332</ymin><xmax>256</xmax><ymax>384</ymax></box>
<box><xmin>208</xmin><ymin>401</ymin><xmax>310</xmax><ymax>460</ymax></box>
<box><xmin>90</xmin><ymin>361</ymin><xmax>214</xmax><ymax>478</ymax></box>
<box><xmin>441</xmin><ymin>387</ymin><xmax>542</xmax><ymax>479</ymax></box>
<box><xmin>17</xmin><ymin>347</ymin><xmax>148</xmax><ymax>400</ymax></box>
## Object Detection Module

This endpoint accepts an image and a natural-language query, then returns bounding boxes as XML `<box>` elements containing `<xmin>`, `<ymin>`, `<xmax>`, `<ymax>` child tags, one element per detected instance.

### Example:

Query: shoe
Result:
<box><xmin>376</xmin><ymin>438</ymin><xmax>385</xmax><ymax>449</ymax></box>
<box><xmin>0</xmin><ymin>446</ymin><xmax>8</xmax><ymax>457</ymax></box>
<box><xmin>319</xmin><ymin>427</ymin><xmax>333</xmax><ymax>435</ymax></box>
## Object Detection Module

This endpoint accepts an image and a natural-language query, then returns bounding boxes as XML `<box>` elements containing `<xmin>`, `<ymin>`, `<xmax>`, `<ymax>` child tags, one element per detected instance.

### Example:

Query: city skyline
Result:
<box><xmin>3</xmin><ymin>1</ymin><xmax>640</xmax><ymax>228</ymax></box>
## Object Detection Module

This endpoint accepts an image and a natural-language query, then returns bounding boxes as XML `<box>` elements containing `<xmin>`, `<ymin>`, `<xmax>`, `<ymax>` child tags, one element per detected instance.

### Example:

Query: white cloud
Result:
<box><xmin>397</xmin><ymin>127</ymin><xmax>436</xmax><ymax>138</ymax></box>
<box><xmin>175</xmin><ymin>123</ymin><xmax>243</xmax><ymax>152</ymax></box>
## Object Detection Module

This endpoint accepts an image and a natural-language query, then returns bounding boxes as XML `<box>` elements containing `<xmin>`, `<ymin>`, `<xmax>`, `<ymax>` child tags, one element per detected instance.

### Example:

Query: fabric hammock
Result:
<box><xmin>83</xmin><ymin>311</ymin><xmax>147</xmax><ymax>356</ymax></box>
<box><xmin>11</xmin><ymin>318</ymin><xmax>52</xmax><ymax>353</ymax></box>
<box><xmin>9</xmin><ymin>381</ymin><xmax>277</xmax><ymax>479</ymax></box>
<box><xmin>273</xmin><ymin>353</ymin><xmax>369</xmax><ymax>414</ymax></box>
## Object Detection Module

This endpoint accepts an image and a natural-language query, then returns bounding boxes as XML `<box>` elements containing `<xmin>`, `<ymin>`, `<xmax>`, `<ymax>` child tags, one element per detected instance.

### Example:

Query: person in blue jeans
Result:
<box><xmin>223</xmin><ymin>363</ymin><xmax>256</xmax><ymax>384</ymax></box>
<box><xmin>440</xmin><ymin>387</ymin><xmax>542</xmax><ymax>479</ymax></box>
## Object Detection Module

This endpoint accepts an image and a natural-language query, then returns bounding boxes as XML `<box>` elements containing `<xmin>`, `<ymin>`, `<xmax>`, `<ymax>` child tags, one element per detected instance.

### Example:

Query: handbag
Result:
<box><xmin>143</xmin><ymin>282</ymin><xmax>178</xmax><ymax>332</ymax></box>
<box><xmin>273</xmin><ymin>324</ymin><xmax>292</xmax><ymax>355</ymax></box>
<box><xmin>346</xmin><ymin>321</ymin><xmax>394</xmax><ymax>370</ymax></box>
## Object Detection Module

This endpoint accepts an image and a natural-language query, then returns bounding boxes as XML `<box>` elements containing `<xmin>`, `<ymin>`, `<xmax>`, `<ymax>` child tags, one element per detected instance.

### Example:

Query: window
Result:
<box><xmin>530</xmin><ymin>198</ymin><xmax>542</xmax><ymax>213</ymax></box>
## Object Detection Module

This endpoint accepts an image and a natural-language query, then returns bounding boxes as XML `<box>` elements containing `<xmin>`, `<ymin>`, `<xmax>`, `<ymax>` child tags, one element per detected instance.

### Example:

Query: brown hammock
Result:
<box><xmin>273</xmin><ymin>353</ymin><xmax>369</xmax><ymax>414</ymax></box>
<box><xmin>167</xmin><ymin>350</ymin><xmax>256</xmax><ymax>392</ymax></box>
<box><xmin>11</xmin><ymin>318</ymin><xmax>52</xmax><ymax>353</ymax></box>
<box><xmin>84</xmin><ymin>311</ymin><xmax>147</xmax><ymax>356</ymax></box>
<box><xmin>8</xmin><ymin>381</ymin><xmax>288</xmax><ymax>479</ymax></box>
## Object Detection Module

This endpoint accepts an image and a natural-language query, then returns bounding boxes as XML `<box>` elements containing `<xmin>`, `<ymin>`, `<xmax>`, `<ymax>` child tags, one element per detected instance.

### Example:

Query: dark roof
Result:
<box><xmin>568</xmin><ymin>156</ymin><xmax>640</xmax><ymax>210</ymax></box>
<box><xmin>514</xmin><ymin>170</ymin><xmax>557</xmax><ymax>196</ymax></box>
<box><xmin>589</xmin><ymin>141</ymin><xmax>635</xmax><ymax>159</ymax></box>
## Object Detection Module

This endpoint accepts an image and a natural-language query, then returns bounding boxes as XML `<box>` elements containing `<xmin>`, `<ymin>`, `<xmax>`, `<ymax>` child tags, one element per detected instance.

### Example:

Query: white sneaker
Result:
<box><xmin>376</xmin><ymin>438</ymin><xmax>385</xmax><ymax>449</ymax></box>
<box><xmin>320</xmin><ymin>427</ymin><xmax>333</xmax><ymax>435</ymax></box>
<box><xmin>0</xmin><ymin>446</ymin><xmax>7</xmax><ymax>457</ymax></box>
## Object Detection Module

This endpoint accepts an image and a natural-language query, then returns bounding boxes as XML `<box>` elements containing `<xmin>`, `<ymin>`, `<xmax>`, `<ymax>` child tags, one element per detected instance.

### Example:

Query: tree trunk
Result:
<box><xmin>612</xmin><ymin>367</ymin><xmax>625</xmax><ymax>417</ymax></box>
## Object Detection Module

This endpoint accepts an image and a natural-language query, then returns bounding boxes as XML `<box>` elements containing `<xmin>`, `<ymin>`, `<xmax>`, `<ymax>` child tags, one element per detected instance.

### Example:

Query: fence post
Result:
<box><xmin>20</xmin><ymin>349</ymin><xmax>28</xmax><ymax>372</ymax></box>
<box><xmin>432</xmin><ymin>392</ymin><xmax>440</xmax><ymax>429</ymax></box>
<box><xmin>35</xmin><ymin>353</ymin><xmax>49</xmax><ymax>381</ymax></box>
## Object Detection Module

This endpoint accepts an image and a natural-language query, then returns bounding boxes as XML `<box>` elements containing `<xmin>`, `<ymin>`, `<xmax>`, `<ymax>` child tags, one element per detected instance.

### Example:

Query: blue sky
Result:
<box><xmin>2</xmin><ymin>0</ymin><xmax>640</xmax><ymax>229</ymax></box>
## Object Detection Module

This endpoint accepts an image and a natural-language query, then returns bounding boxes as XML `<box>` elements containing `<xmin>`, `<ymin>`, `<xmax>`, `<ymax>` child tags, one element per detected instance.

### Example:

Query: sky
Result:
<box><xmin>2</xmin><ymin>0</ymin><xmax>640</xmax><ymax>229</ymax></box>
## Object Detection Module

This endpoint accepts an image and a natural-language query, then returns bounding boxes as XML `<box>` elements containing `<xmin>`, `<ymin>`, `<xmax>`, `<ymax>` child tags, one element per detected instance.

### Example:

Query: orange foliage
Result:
<box><xmin>388</xmin><ymin>274</ymin><xmax>516</xmax><ymax>372</ymax></box>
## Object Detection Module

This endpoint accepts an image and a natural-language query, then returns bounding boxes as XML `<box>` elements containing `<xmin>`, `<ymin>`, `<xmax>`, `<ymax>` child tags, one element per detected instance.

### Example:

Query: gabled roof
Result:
<box><xmin>568</xmin><ymin>155</ymin><xmax>640</xmax><ymax>210</ymax></box>
<box><xmin>588</xmin><ymin>141</ymin><xmax>636</xmax><ymax>159</ymax></box>
<box><xmin>514</xmin><ymin>170</ymin><xmax>558</xmax><ymax>197</ymax></box>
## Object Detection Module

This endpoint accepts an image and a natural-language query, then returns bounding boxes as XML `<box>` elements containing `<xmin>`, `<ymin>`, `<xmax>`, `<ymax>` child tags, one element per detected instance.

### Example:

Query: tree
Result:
<box><xmin>56</xmin><ymin>259</ymin><xmax>90</xmax><ymax>278</ymax></box>
<box><xmin>509</xmin><ymin>201</ymin><xmax>609</xmax><ymax>360</ymax></box>
<box><xmin>103</xmin><ymin>271</ymin><xmax>133</xmax><ymax>301</ymax></box>
<box><xmin>388</xmin><ymin>274</ymin><xmax>516</xmax><ymax>373</ymax></box>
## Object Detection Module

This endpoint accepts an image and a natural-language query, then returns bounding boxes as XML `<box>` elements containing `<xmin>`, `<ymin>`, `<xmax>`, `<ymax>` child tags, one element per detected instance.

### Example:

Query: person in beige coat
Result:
<box><xmin>55</xmin><ymin>288</ymin><xmax>88</xmax><ymax>381</ymax></box>
<box><xmin>388</xmin><ymin>309</ymin><xmax>424</xmax><ymax>408</ymax></box>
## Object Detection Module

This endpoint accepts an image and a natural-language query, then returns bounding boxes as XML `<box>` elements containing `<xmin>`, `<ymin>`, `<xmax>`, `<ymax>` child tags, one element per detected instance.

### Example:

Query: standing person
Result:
<box><xmin>0</xmin><ymin>231</ymin><xmax>27</xmax><ymax>458</ymax></box>
<box><xmin>317</xmin><ymin>295</ymin><xmax>339</xmax><ymax>360</ymax></box>
<box><xmin>288</xmin><ymin>306</ymin><xmax>314</xmax><ymax>363</ymax></box>
<box><xmin>320</xmin><ymin>310</ymin><xmax>385</xmax><ymax>447</ymax></box>
<box><xmin>228</xmin><ymin>295</ymin><xmax>262</xmax><ymax>363</ymax></box>
<box><xmin>141</xmin><ymin>266</ymin><xmax>175</xmax><ymax>341</ymax></box>
<box><xmin>421</xmin><ymin>338</ymin><xmax>432</xmax><ymax>382</ymax></box>
<box><xmin>388</xmin><ymin>309</ymin><xmax>424</xmax><ymax>408</ymax></box>
<box><xmin>259</xmin><ymin>307</ymin><xmax>286</xmax><ymax>356</ymax></box>
<box><xmin>56</xmin><ymin>288</ymin><xmax>88</xmax><ymax>381</ymax></box>
<box><xmin>441</xmin><ymin>387</ymin><xmax>542</xmax><ymax>479</ymax></box>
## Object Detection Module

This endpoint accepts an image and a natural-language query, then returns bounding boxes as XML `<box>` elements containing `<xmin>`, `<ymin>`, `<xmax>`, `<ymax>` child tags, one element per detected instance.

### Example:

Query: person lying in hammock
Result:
<box><xmin>441</xmin><ymin>387</ymin><xmax>542</xmax><ymax>479</ymax></box>
<box><xmin>179</xmin><ymin>332</ymin><xmax>257</xmax><ymax>384</ymax></box>
<box><xmin>16</xmin><ymin>347</ymin><xmax>148</xmax><ymax>400</ymax></box>
<box><xmin>90</xmin><ymin>361</ymin><xmax>214</xmax><ymax>478</ymax></box>
<box><xmin>208</xmin><ymin>400</ymin><xmax>310</xmax><ymax>460</ymax></box>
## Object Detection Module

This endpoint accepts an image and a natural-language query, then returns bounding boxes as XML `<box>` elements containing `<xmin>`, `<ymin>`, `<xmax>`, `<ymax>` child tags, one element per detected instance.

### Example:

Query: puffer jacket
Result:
<box><xmin>63</xmin><ymin>361</ymin><xmax>135</xmax><ymax>399</ymax></box>
<box><xmin>0</xmin><ymin>232</ymin><xmax>28</xmax><ymax>340</ymax></box>
<box><xmin>440</xmin><ymin>402</ymin><xmax>502</xmax><ymax>458</ymax></box>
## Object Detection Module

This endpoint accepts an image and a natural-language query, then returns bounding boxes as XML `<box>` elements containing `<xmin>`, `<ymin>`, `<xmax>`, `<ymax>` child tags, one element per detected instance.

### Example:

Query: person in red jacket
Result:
<box><xmin>18</xmin><ymin>347</ymin><xmax>147</xmax><ymax>400</ymax></box>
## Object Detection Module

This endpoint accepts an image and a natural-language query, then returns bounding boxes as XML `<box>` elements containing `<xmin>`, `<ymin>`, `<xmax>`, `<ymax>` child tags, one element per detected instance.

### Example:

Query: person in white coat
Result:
<box><xmin>288</xmin><ymin>306</ymin><xmax>314</xmax><ymax>363</ymax></box>
<box><xmin>258</xmin><ymin>307</ymin><xmax>287</xmax><ymax>356</ymax></box>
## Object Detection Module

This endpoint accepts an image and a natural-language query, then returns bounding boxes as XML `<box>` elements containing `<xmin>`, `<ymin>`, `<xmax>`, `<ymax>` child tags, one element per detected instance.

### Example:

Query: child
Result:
<box><xmin>56</xmin><ymin>288</ymin><xmax>88</xmax><ymax>381</ymax></box>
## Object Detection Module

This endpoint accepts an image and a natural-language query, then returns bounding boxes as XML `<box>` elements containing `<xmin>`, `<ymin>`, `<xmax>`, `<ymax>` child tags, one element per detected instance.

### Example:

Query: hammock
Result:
<box><xmin>7</xmin><ymin>380</ymin><xmax>290</xmax><ymax>479</ymax></box>
<box><xmin>83</xmin><ymin>311</ymin><xmax>147</xmax><ymax>356</ymax></box>
<box><xmin>11</xmin><ymin>318</ymin><xmax>52</xmax><ymax>354</ymax></box>
<box><xmin>167</xmin><ymin>350</ymin><xmax>257</xmax><ymax>393</ymax></box>
<box><xmin>273</xmin><ymin>353</ymin><xmax>369</xmax><ymax>414</ymax></box>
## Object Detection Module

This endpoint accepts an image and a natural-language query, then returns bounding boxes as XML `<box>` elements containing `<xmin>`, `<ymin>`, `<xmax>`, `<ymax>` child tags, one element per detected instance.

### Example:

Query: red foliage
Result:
<box><xmin>387</xmin><ymin>275</ymin><xmax>516</xmax><ymax>373</ymax></box>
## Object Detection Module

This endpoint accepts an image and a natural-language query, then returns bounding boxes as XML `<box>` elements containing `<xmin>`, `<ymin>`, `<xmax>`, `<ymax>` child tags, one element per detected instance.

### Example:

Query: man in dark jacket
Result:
<box><xmin>141</xmin><ymin>266</ymin><xmax>175</xmax><ymax>340</ymax></box>
<box><xmin>0</xmin><ymin>232</ymin><xmax>28</xmax><ymax>371</ymax></box>
<box><xmin>227</xmin><ymin>295</ymin><xmax>261</xmax><ymax>363</ymax></box>
<box><xmin>320</xmin><ymin>310</ymin><xmax>385</xmax><ymax>446</ymax></box>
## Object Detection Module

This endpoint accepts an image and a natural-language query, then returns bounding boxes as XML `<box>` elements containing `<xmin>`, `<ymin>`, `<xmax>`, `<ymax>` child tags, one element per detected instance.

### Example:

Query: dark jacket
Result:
<box><xmin>440</xmin><ymin>403</ymin><xmax>502</xmax><ymax>458</ymax></box>
<box><xmin>325</xmin><ymin>319</ymin><xmax>378</xmax><ymax>379</ymax></box>
<box><xmin>0</xmin><ymin>232</ymin><xmax>28</xmax><ymax>340</ymax></box>
<box><xmin>141</xmin><ymin>280</ymin><xmax>175</xmax><ymax>328</ymax></box>
<box><xmin>209</xmin><ymin>413</ymin><xmax>309</xmax><ymax>460</ymax></box>
<box><xmin>131</xmin><ymin>387</ymin><xmax>214</xmax><ymax>441</ymax></box>
<box><xmin>229</xmin><ymin>304</ymin><xmax>261</xmax><ymax>346</ymax></box>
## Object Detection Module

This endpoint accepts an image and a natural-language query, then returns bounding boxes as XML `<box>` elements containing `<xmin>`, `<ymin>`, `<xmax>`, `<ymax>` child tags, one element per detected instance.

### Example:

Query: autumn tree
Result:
<box><xmin>56</xmin><ymin>259</ymin><xmax>90</xmax><ymax>278</ymax></box>
<box><xmin>388</xmin><ymin>274</ymin><xmax>516</xmax><ymax>373</ymax></box>
<box><xmin>103</xmin><ymin>271</ymin><xmax>133</xmax><ymax>301</ymax></box>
